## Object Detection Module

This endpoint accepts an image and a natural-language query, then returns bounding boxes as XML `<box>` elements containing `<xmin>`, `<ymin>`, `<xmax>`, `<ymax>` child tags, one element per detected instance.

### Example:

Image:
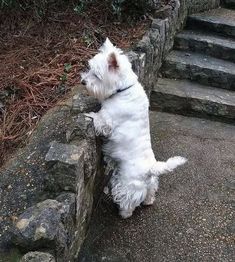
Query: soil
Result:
<box><xmin>0</xmin><ymin>1</ymin><xmax>151</xmax><ymax>167</ymax></box>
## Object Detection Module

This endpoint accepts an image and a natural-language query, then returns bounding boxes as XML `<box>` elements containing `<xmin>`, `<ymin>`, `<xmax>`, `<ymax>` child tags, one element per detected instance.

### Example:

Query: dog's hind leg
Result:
<box><xmin>143</xmin><ymin>179</ymin><xmax>159</xmax><ymax>206</ymax></box>
<box><xmin>143</xmin><ymin>188</ymin><xmax>156</xmax><ymax>206</ymax></box>
<box><xmin>111</xmin><ymin>177</ymin><xmax>147</xmax><ymax>218</ymax></box>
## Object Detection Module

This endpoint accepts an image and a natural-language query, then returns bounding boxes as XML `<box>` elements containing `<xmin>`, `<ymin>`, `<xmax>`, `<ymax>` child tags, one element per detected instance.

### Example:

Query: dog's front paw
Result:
<box><xmin>101</xmin><ymin>124</ymin><xmax>112</xmax><ymax>137</ymax></box>
<box><xmin>84</xmin><ymin>112</ymin><xmax>96</xmax><ymax>120</ymax></box>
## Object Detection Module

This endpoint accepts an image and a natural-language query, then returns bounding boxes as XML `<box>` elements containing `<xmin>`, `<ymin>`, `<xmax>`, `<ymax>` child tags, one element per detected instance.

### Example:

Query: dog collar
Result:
<box><xmin>107</xmin><ymin>83</ymin><xmax>135</xmax><ymax>99</ymax></box>
<box><xmin>116</xmin><ymin>84</ymin><xmax>134</xmax><ymax>93</ymax></box>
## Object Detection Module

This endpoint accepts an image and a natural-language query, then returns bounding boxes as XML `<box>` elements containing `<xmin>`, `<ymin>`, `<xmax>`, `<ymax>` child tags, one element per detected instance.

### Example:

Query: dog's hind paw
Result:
<box><xmin>143</xmin><ymin>196</ymin><xmax>155</xmax><ymax>206</ymax></box>
<box><xmin>119</xmin><ymin>209</ymin><xmax>133</xmax><ymax>219</ymax></box>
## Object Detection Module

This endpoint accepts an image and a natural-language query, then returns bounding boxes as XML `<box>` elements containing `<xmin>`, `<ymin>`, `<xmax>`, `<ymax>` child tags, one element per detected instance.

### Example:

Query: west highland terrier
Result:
<box><xmin>81</xmin><ymin>38</ymin><xmax>187</xmax><ymax>218</ymax></box>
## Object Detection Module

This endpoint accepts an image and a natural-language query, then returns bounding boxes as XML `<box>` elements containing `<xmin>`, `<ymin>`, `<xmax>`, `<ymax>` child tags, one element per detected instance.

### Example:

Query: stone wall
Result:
<box><xmin>0</xmin><ymin>1</ymin><xmax>221</xmax><ymax>261</ymax></box>
<box><xmin>187</xmin><ymin>0</ymin><xmax>220</xmax><ymax>14</ymax></box>
<box><xmin>128</xmin><ymin>0</ymin><xmax>220</xmax><ymax>96</ymax></box>
<box><xmin>0</xmin><ymin>86</ymin><xmax>111</xmax><ymax>261</ymax></box>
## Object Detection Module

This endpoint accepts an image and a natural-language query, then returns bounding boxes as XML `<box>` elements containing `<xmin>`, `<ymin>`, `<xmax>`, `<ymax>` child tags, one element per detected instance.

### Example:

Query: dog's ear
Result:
<box><xmin>100</xmin><ymin>38</ymin><xmax>114</xmax><ymax>52</ymax></box>
<box><xmin>108</xmin><ymin>52</ymin><xmax>119</xmax><ymax>71</ymax></box>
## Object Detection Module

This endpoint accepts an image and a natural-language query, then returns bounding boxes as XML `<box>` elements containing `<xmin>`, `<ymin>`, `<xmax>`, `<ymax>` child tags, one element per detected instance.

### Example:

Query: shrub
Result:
<box><xmin>111</xmin><ymin>0</ymin><xmax>158</xmax><ymax>19</ymax></box>
<box><xmin>0</xmin><ymin>1</ymin><xmax>71</xmax><ymax>20</ymax></box>
<box><xmin>0</xmin><ymin>0</ymin><xmax>160</xmax><ymax>20</ymax></box>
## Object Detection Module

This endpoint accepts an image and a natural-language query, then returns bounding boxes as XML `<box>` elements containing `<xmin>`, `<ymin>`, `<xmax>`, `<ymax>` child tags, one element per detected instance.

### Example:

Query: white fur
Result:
<box><xmin>81</xmin><ymin>38</ymin><xmax>187</xmax><ymax>218</ymax></box>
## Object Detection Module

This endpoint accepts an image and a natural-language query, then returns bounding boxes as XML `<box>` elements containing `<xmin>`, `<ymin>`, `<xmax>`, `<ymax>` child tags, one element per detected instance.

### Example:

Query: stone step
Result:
<box><xmin>174</xmin><ymin>30</ymin><xmax>235</xmax><ymax>62</ymax></box>
<box><xmin>187</xmin><ymin>8</ymin><xmax>235</xmax><ymax>38</ymax></box>
<box><xmin>161</xmin><ymin>50</ymin><xmax>235</xmax><ymax>90</ymax></box>
<box><xmin>151</xmin><ymin>78</ymin><xmax>235</xmax><ymax>123</ymax></box>
<box><xmin>222</xmin><ymin>0</ymin><xmax>235</xmax><ymax>9</ymax></box>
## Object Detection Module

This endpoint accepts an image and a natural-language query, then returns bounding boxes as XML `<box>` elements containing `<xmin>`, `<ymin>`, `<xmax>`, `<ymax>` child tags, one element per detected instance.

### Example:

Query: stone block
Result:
<box><xmin>20</xmin><ymin>252</ymin><xmax>55</xmax><ymax>262</ymax></box>
<box><xmin>12</xmin><ymin>200</ymin><xmax>68</xmax><ymax>251</ymax></box>
<box><xmin>127</xmin><ymin>51</ymin><xmax>146</xmax><ymax>84</ymax></box>
<box><xmin>66</xmin><ymin>114</ymin><xmax>97</xmax><ymax>179</ymax></box>
<box><xmin>45</xmin><ymin>141</ymin><xmax>85</xmax><ymax>192</ymax></box>
<box><xmin>71</xmin><ymin>92</ymin><xmax>100</xmax><ymax>114</ymax></box>
<box><xmin>154</xmin><ymin>5</ymin><xmax>173</xmax><ymax>19</ymax></box>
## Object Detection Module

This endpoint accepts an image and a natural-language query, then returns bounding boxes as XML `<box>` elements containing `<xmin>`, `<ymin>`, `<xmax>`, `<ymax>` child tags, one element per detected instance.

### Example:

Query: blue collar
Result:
<box><xmin>107</xmin><ymin>84</ymin><xmax>135</xmax><ymax>99</ymax></box>
<box><xmin>116</xmin><ymin>83</ymin><xmax>135</xmax><ymax>94</ymax></box>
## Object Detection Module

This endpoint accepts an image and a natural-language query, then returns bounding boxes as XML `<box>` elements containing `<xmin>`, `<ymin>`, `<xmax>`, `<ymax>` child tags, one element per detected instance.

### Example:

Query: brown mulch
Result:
<box><xmin>0</xmin><ymin>2</ymin><xmax>151</xmax><ymax>167</ymax></box>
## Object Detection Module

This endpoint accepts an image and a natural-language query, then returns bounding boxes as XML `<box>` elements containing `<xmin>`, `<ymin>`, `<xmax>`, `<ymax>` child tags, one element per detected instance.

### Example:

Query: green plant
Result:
<box><xmin>58</xmin><ymin>63</ymin><xmax>71</xmax><ymax>95</ymax></box>
<box><xmin>64</xmin><ymin>63</ymin><xmax>72</xmax><ymax>73</ymax></box>
<box><xmin>60</xmin><ymin>63</ymin><xmax>72</xmax><ymax>84</ymax></box>
<box><xmin>109</xmin><ymin>0</ymin><xmax>155</xmax><ymax>20</ymax></box>
<box><xmin>73</xmin><ymin>0</ymin><xmax>92</xmax><ymax>14</ymax></box>
<box><xmin>82</xmin><ymin>32</ymin><xmax>94</xmax><ymax>47</ymax></box>
<box><xmin>1</xmin><ymin>0</ymin><xmax>17</xmax><ymax>9</ymax></box>
<box><xmin>0</xmin><ymin>1</ymin><xmax>69</xmax><ymax>20</ymax></box>
<box><xmin>111</xmin><ymin>0</ymin><xmax>125</xmax><ymax>18</ymax></box>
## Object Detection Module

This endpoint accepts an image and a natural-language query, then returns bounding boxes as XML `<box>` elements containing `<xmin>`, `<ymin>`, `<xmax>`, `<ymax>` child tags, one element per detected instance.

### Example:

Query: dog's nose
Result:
<box><xmin>81</xmin><ymin>79</ymin><xmax>86</xmax><ymax>85</ymax></box>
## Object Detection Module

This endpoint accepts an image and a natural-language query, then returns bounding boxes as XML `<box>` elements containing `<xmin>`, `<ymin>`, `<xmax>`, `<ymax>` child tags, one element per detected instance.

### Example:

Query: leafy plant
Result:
<box><xmin>60</xmin><ymin>63</ymin><xmax>72</xmax><ymax>84</ymax></box>
<box><xmin>57</xmin><ymin>63</ymin><xmax>71</xmax><ymax>95</ymax></box>
<box><xmin>0</xmin><ymin>0</ymin><xmax>156</xmax><ymax>21</ymax></box>
<box><xmin>112</xmin><ymin>0</ymin><xmax>155</xmax><ymax>20</ymax></box>
<box><xmin>64</xmin><ymin>63</ymin><xmax>72</xmax><ymax>73</ymax></box>
<box><xmin>73</xmin><ymin>0</ymin><xmax>92</xmax><ymax>14</ymax></box>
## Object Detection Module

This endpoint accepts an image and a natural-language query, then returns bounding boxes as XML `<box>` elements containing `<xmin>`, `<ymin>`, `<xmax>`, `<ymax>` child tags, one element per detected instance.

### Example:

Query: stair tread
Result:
<box><xmin>154</xmin><ymin>78</ymin><xmax>235</xmax><ymax>106</ymax></box>
<box><xmin>176</xmin><ymin>30</ymin><xmax>235</xmax><ymax>49</ymax></box>
<box><xmin>189</xmin><ymin>8</ymin><xmax>235</xmax><ymax>27</ymax></box>
<box><xmin>165</xmin><ymin>50</ymin><xmax>235</xmax><ymax>74</ymax></box>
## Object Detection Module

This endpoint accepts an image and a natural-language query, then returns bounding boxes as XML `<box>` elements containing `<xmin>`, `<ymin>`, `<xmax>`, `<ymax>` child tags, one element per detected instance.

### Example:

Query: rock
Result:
<box><xmin>12</xmin><ymin>199</ymin><xmax>69</xmax><ymax>252</ymax></box>
<box><xmin>45</xmin><ymin>141</ymin><xmax>85</xmax><ymax>192</ymax></box>
<box><xmin>20</xmin><ymin>251</ymin><xmax>55</xmax><ymax>262</ymax></box>
<box><xmin>56</xmin><ymin>192</ymin><xmax>76</xmax><ymax>243</ymax></box>
<box><xmin>71</xmin><ymin>92</ymin><xmax>100</xmax><ymax>114</ymax></box>
<box><xmin>66</xmin><ymin>114</ymin><xmax>97</xmax><ymax>179</ymax></box>
<box><xmin>154</xmin><ymin>5</ymin><xmax>172</xmax><ymax>19</ymax></box>
<box><xmin>127</xmin><ymin>51</ymin><xmax>146</xmax><ymax>86</ymax></box>
<box><xmin>0</xmin><ymin>103</ymin><xmax>71</xmax><ymax>250</ymax></box>
<box><xmin>66</xmin><ymin>114</ymin><xmax>96</xmax><ymax>142</ymax></box>
<box><xmin>134</xmin><ymin>33</ymin><xmax>155</xmax><ymax>91</ymax></box>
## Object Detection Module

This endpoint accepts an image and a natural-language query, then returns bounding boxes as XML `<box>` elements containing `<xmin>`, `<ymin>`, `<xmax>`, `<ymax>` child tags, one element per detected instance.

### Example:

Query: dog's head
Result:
<box><xmin>81</xmin><ymin>38</ymin><xmax>137</xmax><ymax>101</ymax></box>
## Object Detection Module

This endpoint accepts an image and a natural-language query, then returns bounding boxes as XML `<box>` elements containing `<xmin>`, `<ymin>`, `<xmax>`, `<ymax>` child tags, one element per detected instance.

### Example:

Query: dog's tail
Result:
<box><xmin>152</xmin><ymin>156</ymin><xmax>187</xmax><ymax>176</ymax></box>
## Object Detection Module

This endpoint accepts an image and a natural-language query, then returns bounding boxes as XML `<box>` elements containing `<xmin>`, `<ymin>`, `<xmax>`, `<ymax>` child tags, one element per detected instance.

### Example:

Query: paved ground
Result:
<box><xmin>78</xmin><ymin>112</ymin><xmax>235</xmax><ymax>262</ymax></box>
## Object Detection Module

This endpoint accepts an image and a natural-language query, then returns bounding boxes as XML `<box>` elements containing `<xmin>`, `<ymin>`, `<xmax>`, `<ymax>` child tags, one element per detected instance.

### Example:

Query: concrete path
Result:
<box><xmin>78</xmin><ymin>112</ymin><xmax>235</xmax><ymax>262</ymax></box>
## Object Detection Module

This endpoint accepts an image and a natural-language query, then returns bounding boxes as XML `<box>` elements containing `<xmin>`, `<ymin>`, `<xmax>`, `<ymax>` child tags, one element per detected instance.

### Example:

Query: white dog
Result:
<box><xmin>81</xmin><ymin>38</ymin><xmax>187</xmax><ymax>218</ymax></box>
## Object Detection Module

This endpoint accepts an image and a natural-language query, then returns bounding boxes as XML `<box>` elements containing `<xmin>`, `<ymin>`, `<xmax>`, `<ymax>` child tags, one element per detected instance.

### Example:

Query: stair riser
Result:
<box><xmin>162</xmin><ymin>61</ymin><xmax>235</xmax><ymax>90</ymax></box>
<box><xmin>150</xmin><ymin>92</ymin><xmax>235</xmax><ymax>123</ymax></box>
<box><xmin>174</xmin><ymin>37</ymin><xmax>235</xmax><ymax>62</ymax></box>
<box><xmin>186</xmin><ymin>18</ymin><xmax>235</xmax><ymax>38</ymax></box>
